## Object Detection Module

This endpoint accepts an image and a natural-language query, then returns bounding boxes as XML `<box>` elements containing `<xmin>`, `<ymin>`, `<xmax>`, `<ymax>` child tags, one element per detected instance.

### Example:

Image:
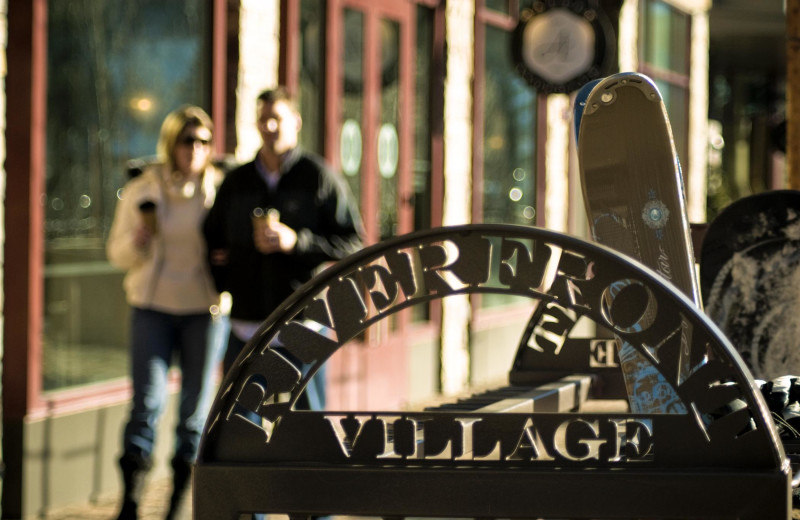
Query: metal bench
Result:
<box><xmin>194</xmin><ymin>224</ymin><xmax>791</xmax><ymax>519</ymax></box>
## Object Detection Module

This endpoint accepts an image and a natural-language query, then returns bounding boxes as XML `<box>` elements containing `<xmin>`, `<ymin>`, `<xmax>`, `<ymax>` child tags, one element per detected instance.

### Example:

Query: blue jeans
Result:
<box><xmin>223</xmin><ymin>330</ymin><xmax>326</xmax><ymax>520</ymax></box>
<box><xmin>122</xmin><ymin>307</ymin><xmax>217</xmax><ymax>462</ymax></box>
<box><xmin>223</xmin><ymin>331</ymin><xmax>326</xmax><ymax>411</ymax></box>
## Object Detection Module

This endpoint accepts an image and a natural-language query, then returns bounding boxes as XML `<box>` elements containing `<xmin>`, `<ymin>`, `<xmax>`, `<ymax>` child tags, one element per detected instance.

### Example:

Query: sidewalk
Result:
<box><xmin>43</xmin><ymin>476</ymin><xmax>190</xmax><ymax>520</ymax></box>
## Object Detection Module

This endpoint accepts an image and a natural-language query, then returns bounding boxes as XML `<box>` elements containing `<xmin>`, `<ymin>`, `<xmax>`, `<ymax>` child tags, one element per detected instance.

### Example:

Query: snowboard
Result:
<box><xmin>701</xmin><ymin>190</ymin><xmax>800</xmax><ymax>381</ymax></box>
<box><xmin>576</xmin><ymin>72</ymin><xmax>700</xmax><ymax>413</ymax></box>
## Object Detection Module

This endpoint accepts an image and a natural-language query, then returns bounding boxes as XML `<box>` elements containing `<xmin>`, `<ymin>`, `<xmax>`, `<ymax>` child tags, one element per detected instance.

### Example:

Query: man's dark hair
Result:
<box><xmin>257</xmin><ymin>87</ymin><xmax>297</xmax><ymax>111</ymax></box>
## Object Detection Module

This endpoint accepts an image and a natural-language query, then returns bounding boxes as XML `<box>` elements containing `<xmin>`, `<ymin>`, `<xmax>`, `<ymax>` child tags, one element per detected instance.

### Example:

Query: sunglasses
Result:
<box><xmin>179</xmin><ymin>135</ymin><xmax>211</xmax><ymax>147</ymax></box>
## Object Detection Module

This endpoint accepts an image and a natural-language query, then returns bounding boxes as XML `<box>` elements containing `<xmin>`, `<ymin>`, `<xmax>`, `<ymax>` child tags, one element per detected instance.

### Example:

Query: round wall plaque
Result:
<box><xmin>512</xmin><ymin>1</ymin><xmax>616</xmax><ymax>94</ymax></box>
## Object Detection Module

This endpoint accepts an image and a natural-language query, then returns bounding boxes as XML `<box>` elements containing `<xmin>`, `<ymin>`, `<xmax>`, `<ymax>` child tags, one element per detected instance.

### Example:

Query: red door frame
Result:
<box><xmin>303</xmin><ymin>0</ymin><xmax>419</xmax><ymax>409</ymax></box>
<box><xmin>5</xmin><ymin>0</ymin><xmax>48</xmax><ymax>427</ymax></box>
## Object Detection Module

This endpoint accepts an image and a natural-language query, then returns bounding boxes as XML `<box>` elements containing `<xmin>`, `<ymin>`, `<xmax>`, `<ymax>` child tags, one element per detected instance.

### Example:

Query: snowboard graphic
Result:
<box><xmin>577</xmin><ymin>72</ymin><xmax>700</xmax><ymax>413</ymax></box>
<box><xmin>701</xmin><ymin>190</ymin><xmax>800</xmax><ymax>381</ymax></box>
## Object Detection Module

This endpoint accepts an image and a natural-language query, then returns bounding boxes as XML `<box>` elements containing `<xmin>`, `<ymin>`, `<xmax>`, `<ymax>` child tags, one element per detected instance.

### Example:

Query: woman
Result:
<box><xmin>107</xmin><ymin>105</ymin><xmax>222</xmax><ymax>520</ymax></box>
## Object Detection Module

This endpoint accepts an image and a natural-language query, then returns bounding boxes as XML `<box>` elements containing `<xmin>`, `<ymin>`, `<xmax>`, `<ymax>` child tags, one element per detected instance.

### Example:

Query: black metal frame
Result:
<box><xmin>194</xmin><ymin>224</ymin><xmax>791</xmax><ymax>519</ymax></box>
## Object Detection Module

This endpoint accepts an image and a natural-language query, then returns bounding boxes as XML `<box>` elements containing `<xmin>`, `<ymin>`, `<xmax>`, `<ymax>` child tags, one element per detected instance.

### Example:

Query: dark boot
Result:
<box><xmin>164</xmin><ymin>456</ymin><xmax>193</xmax><ymax>520</ymax></box>
<box><xmin>114</xmin><ymin>452</ymin><xmax>152</xmax><ymax>520</ymax></box>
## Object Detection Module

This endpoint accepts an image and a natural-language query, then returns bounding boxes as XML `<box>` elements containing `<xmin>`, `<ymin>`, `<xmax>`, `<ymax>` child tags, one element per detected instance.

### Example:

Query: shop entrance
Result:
<box><xmin>317</xmin><ymin>1</ymin><xmax>423</xmax><ymax>409</ymax></box>
<box><xmin>326</xmin><ymin>0</ymin><xmax>415</xmax><ymax>245</ymax></box>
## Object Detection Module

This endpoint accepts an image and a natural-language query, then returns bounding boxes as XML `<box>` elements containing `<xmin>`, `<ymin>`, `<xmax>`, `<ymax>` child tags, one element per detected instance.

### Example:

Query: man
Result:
<box><xmin>204</xmin><ymin>87</ymin><xmax>364</xmax><ymax>409</ymax></box>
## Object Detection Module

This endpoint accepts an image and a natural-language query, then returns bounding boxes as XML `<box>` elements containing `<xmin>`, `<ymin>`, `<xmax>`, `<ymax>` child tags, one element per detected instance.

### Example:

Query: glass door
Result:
<box><xmin>322</xmin><ymin>1</ymin><xmax>417</xmax><ymax>410</ymax></box>
<box><xmin>329</xmin><ymin>0</ymin><xmax>414</xmax><ymax>246</ymax></box>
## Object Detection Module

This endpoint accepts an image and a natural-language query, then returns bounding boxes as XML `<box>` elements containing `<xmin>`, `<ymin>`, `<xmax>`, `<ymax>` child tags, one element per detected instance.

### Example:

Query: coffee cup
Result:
<box><xmin>139</xmin><ymin>200</ymin><xmax>158</xmax><ymax>234</ymax></box>
<box><xmin>252</xmin><ymin>207</ymin><xmax>280</xmax><ymax>232</ymax></box>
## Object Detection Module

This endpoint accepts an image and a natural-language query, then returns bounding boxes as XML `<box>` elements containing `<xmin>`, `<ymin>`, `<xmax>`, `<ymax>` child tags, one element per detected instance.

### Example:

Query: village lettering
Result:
<box><xmin>321</xmin><ymin>414</ymin><xmax>653</xmax><ymax>464</ymax></box>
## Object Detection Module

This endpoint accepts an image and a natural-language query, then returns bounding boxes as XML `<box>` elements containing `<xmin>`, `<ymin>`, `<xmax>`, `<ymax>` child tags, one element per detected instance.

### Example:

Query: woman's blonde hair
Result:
<box><xmin>156</xmin><ymin>105</ymin><xmax>215</xmax><ymax>173</ymax></box>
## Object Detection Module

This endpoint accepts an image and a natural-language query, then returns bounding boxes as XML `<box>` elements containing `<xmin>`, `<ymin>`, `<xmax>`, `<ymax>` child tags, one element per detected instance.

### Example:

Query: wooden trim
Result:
<box><xmin>536</xmin><ymin>95</ymin><xmax>548</xmax><ymax>228</ymax></box>
<box><xmin>429</xmin><ymin>2</ymin><xmax>445</xmax><ymax>229</ymax></box>
<box><xmin>362</xmin><ymin>10</ymin><xmax>380</xmax><ymax>245</ymax></box>
<box><xmin>476</xmin><ymin>1</ymin><xmax>518</xmax><ymax>30</ymax></box>
<box><xmin>395</xmin><ymin>3</ymin><xmax>416</xmax><ymax>334</ymax></box>
<box><xmin>279</xmin><ymin>0</ymin><xmax>301</xmax><ymax>94</ymax></box>
<box><xmin>4</xmin><ymin>0</ymin><xmax>47</xmax><ymax>421</ymax></box>
<box><xmin>638</xmin><ymin>63</ymin><xmax>691</xmax><ymax>88</ymax></box>
<box><xmin>789</xmin><ymin>0</ymin><xmax>800</xmax><ymax>188</ymax></box>
<box><xmin>399</xmin><ymin>5</ymin><xmax>416</xmax><ymax>235</ymax></box>
<box><xmin>472</xmin><ymin>1</ymin><xmax>486</xmax><ymax>224</ymax></box>
<box><xmin>414</xmin><ymin>0</ymin><xmax>441</xmax><ymax>7</ymax></box>
<box><xmin>325</xmin><ymin>0</ymin><xmax>343</xmax><ymax>170</ymax></box>
<box><xmin>212</xmin><ymin>0</ymin><xmax>228</xmax><ymax>153</ymax></box>
<box><xmin>343</xmin><ymin>0</ymin><xmax>409</xmax><ymax>18</ymax></box>
<box><xmin>28</xmin><ymin>370</ymin><xmax>202</xmax><ymax>420</ymax></box>
<box><xmin>224</xmin><ymin>0</ymin><xmax>241</xmax><ymax>154</ymax></box>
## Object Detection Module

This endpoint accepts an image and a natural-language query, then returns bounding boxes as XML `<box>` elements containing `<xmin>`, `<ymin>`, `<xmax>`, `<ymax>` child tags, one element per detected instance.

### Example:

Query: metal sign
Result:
<box><xmin>195</xmin><ymin>225</ymin><xmax>790</xmax><ymax>519</ymax></box>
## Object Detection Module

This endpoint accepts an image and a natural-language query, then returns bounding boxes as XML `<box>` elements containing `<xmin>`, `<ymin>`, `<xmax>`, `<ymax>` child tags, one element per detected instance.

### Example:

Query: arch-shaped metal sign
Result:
<box><xmin>195</xmin><ymin>224</ymin><xmax>790</xmax><ymax>519</ymax></box>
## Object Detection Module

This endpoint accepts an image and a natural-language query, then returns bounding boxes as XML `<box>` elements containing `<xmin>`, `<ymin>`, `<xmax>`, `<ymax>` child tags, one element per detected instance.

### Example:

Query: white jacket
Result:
<box><xmin>106</xmin><ymin>164</ymin><xmax>221</xmax><ymax>314</ymax></box>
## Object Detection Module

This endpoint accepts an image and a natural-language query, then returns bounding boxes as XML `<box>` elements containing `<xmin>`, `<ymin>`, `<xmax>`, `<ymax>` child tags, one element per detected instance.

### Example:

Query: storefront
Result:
<box><xmin>2</xmin><ymin>0</ymin><xmax>718</xmax><ymax>515</ymax></box>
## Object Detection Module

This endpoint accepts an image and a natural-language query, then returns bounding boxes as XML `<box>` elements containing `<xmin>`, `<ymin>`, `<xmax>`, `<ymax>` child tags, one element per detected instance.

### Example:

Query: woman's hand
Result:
<box><xmin>133</xmin><ymin>225</ymin><xmax>153</xmax><ymax>250</ymax></box>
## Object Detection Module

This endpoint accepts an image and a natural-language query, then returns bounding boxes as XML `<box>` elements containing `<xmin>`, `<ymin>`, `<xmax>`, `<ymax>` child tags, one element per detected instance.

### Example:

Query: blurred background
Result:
<box><xmin>0</xmin><ymin>0</ymin><xmax>790</xmax><ymax>516</ymax></box>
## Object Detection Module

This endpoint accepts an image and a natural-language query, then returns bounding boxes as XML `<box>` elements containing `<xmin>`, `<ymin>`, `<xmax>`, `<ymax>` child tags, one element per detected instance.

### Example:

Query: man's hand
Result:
<box><xmin>253</xmin><ymin>212</ymin><xmax>297</xmax><ymax>254</ymax></box>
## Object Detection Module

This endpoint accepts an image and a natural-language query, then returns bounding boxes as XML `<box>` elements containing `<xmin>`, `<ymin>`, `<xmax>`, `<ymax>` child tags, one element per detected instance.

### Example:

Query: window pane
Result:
<box><xmin>655</xmin><ymin>79</ymin><xmax>688</xmax><ymax>171</ymax></box>
<box><xmin>640</xmin><ymin>0</ymin><xmax>689</xmax><ymax>192</ymax></box>
<box><xmin>485</xmin><ymin>0</ymin><xmax>510</xmax><ymax>15</ymax></box>
<box><xmin>482</xmin><ymin>25</ymin><xmax>537</xmax><ymax>226</ymax></box>
<box><xmin>414</xmin><ymin>5</ymin><xmax>433</xmax><ymax>233</ymax></box>
<box><xmin>44</xmin><ymin>0</ymin><xmax>211</xmax><ymax>391</ymax></box>
<box><xmin>379</xmin><ymin>19</ymin><xmax>401</xmax><ymax>241</ymax></box>
<box><xmin>411</xmin><ymin>5</ymin><xmax>434</xmax><ymax>324</ymax></box>
<box><xmin>299</xmin><ymin>0</ymin><xmax>325</xmax><ymax>153</ymax></box>
<box><xmin>481</xmin><ymin>25</ymin><xmax>537</xmax><ymax>308</ymax></box>
<box><xmin>642</xmin><ymin>0</ymin><xmax>688</xmax><ymax>74</ymax></box>
<box><xmin>339</xmin><ymin>9</ymin><xmax>364</xmax><ymax>206</ymax></box>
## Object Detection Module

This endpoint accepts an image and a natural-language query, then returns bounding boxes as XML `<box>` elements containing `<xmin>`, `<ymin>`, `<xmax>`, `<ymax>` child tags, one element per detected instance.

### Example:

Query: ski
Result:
<box><xmin>576</xmin><ymin>72</ymin><xmax>700</xmax><ymax>413</ymax></box>
<box><xmin>573</xmin><ymin>78</ymin><xmax>601</xmax><ymax>142</ymax></box>
<box><xmin>701</xmin><ymin>189</ymin><xmax>800</xmax><ymax>380</ymax></box>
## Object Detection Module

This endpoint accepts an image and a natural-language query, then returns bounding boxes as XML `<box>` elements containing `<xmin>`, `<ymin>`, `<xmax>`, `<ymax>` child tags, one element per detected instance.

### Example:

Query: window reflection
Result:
<box><xmin>414</xmin><ymin>5</ymin><xmax>433</xmax><ymax>234</ymax></box>
<box><xmin>379</xmin><ymin>20</ymin><xmax>400</xmax><ymax>242</ymax></box>
<box><xmin>44</xmin><ymin>0</ymin><xmax>210</xmax><ymax>391</ymax></box>
<box><xmin>481</xmin><ymin>24</ymin><xmax>537</xmax><ymax>308</ymax></box>
<box><xmin>639</xmin><ymin>0</ymin><xmax>689</xmax><ymax>190</ymax></box>
<box><xmin>482</xmin><ymin>25</ymin><xmax>537</xmax><ymax>227</ymax></box>
<box><xmin>339</xmin><ymin>9</ymin><xmax>365</xmax><ymax>206</ymax></box>
<box><xmin>299</xmin><ymin>0</ymin><xmax>325</xmax><ymax>153</ymax></box>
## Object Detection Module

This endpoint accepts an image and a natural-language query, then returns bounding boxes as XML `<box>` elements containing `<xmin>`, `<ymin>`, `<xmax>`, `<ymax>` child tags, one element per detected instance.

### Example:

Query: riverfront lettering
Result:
<box><xmin>211</xmin><ymin>231</ymin><xmax>758</xmax><ymax>450</ymax></box>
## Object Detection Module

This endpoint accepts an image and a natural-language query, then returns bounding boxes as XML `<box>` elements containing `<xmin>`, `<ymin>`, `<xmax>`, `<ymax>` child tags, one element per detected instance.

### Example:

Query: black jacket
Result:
<box><xmin>203</xmin><ymin>148</ymin><xmax>364</xmax><ymax>321</ymax></box>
